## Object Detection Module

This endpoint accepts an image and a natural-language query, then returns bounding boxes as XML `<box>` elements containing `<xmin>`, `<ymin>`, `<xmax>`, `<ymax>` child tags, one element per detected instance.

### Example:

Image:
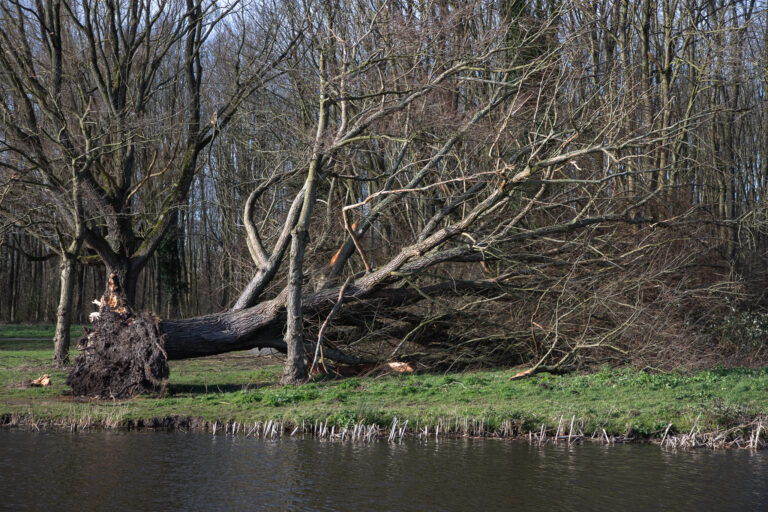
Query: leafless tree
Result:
<box><xmin>0</xmin><ymin>0</ymin><xmax>300</xmax><ymax>362</ymax></box>
<box><xmin>3</xmin><ymin>0</ymin><xmax>768</xmax><ymax>389</ymax></box>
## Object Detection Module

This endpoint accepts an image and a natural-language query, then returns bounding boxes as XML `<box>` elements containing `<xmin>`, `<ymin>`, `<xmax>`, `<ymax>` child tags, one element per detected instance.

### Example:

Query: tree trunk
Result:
<box><xmin>105</xmin><ymin>260</ymin><xmax>139</xmax><ymax>307</ymax></box>
<box><xmin>281</xmin><ymin>161</ymin><xmax>321</xmax><ymax>384</ymax></box>
<box><xmin>8</xmin><ymin>239</ymin><xmax>17</xmax><ymax>322</ymax></box>
<box><xmin>282</xmin><ymin>227</ymin><xmax>310</xmax><ymax>384</ymax></box>
<box><xmin>159</xmin><ymin>273</ymin><xmax>399</xmax><ymax>361</ymax></box>
<box><xmin>53</xmin><ymin>254</ymin><xmax>76</xmax><ymax>366</ymax></box>
<box><xmin>279</xmin><ymin>53</ymin><xmax>328</xmax><ymax>384</ymax></box>
<box><xmin>158</xmin><ymin>275</ymin><xmax>494</xmax><ymax>362</ymax></box>
<box><xmin>159</xmin><ymin>297</ymin><xmax>367</xmax><ymax>366</ymax></box>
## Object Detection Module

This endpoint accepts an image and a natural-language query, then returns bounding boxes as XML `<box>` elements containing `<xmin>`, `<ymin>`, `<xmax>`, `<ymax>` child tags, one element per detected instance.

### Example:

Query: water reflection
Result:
<box><xmin>1</xmin><ymin>431</ymin><xmax>766</xmax><ymax>511</ymax></box>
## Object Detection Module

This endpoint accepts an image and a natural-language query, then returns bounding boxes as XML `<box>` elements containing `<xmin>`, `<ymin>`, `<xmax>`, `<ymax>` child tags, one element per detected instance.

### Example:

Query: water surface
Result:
<box><xmin>1</xmin><ymin>431</ymin><xmax>766</xmax><ymax>511</ymax></box>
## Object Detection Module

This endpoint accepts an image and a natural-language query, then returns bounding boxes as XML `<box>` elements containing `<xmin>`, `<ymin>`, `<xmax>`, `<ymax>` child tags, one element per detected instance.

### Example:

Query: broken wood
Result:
<box><xmin>509</xmin><ymin>365</ymin><xmax>571</xmax><ymax>380</ymax></box>
<box><xmin>310</xmin><ymin>361</ymin><xmax>414</xmax><ymax>378</ymax></box>
<box><xmin>30</xmin><ymin>374</ymin><xmax>51</xmax><ymax>387</ymax></box>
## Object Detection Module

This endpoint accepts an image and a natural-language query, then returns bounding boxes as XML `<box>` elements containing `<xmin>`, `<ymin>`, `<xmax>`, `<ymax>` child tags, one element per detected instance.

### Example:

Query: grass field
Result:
<box><xmin>1</xmin><ymin>335</ymin><xmax>767</xmax><ymax>439</ymax></box>
<box><xmin>0</xmin><ymin>324</ymin><xmax>85</xmax><ymax>339</ymax></box>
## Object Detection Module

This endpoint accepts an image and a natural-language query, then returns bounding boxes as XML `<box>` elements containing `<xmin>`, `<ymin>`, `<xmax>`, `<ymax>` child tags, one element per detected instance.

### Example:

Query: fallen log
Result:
<box><xmin>67</xmin><ymin>275</ymin><xmax>371</xmax><ymax>397</ymax></box>
<box><xmin>66</xmin><ymin>267</ymin><xmax>503</xmax><ymax>397</ymax></box>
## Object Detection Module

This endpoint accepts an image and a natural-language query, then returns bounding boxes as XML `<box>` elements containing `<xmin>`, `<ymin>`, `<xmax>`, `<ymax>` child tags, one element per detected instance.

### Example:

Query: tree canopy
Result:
<box><xmin>2</xmin><ymin>0</ymin><xmax>768</xmax><ymax>386</ymax></box>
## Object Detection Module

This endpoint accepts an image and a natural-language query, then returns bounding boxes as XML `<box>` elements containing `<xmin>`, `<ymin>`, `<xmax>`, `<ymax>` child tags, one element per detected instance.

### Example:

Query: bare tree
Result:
<box><xmin>3</xmin><ymin>0</ymin><xmax>767</xmax><ymax>391</ymax></box>
<box><xmin>0</xmin><ymin>0</ymin><xmax>299</xmax><ymax>362</ymax></box>
<box><xmin>74</xmin><ymin>0</ymin><xmax>674</xmax><ymax>391</ymax></box>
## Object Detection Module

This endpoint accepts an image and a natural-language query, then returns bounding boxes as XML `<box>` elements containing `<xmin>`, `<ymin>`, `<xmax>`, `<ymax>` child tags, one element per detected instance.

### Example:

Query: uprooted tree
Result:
<box><xmin>3</xmin><ymin>0</ymin><xmax>767</xmax><ymax>396</ymax></box>
<box><xmin>0</xmin><ymin>0</ymin><xmax>300</xmax><ymax>365</ymax></box>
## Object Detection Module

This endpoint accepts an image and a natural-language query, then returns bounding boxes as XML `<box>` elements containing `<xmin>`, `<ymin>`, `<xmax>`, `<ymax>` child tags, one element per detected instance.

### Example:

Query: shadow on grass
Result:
<box><xmin>704</xmin><ymin>367</ymin><xmax>768</xmax><ymax>378</ymax></box>
<box><xmin>0</xmin><ymin>339</ymin><xmax>52</xmax><ymax>351</ymax></box>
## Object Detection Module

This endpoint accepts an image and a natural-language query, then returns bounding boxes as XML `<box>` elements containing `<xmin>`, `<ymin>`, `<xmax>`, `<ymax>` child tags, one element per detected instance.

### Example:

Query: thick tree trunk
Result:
<box><xmin>158</xmin><ymin>273</ymin><xmax>427</xmax><ymax>363</ymax></box>
<box><xmin>105</xmin><ymin>260</ymin><xmax>139</xmax><ymax>306</ymax></box>
<box><xmin>53</xmin><ymin>254</ymin><xmax>77</xmax><ymax>366</ymax></box>
<box><xmin>159</xmin><ymin>298</ymin><xmax>367</xmax><ymax>366</ymax></box>
<box><xmin>158</xmin><ymin>275</ymin><xmax>498</xmax><ymax>362</ymax></box>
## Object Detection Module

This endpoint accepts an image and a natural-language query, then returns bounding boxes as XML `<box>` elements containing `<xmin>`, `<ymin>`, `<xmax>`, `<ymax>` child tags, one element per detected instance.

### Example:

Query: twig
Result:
<box><xmin>310</xmin><ymin>276</ymin><xmax>352</xmax><ymax>375</ymax></box>
<box><xmin>661</xmin><ymin>423</ymin><xmax>672</xmax><ymax>448</ymax></box>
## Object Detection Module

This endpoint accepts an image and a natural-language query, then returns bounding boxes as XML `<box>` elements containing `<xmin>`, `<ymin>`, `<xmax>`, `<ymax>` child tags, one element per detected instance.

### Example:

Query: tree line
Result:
<box><xmin>1</xmin><ymin>0</ymin><xmax>767</xmax><ymax>382</ymax></box>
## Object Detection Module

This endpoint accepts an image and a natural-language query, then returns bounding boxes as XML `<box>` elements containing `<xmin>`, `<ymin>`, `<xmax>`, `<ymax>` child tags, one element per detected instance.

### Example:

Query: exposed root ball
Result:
<box><xmin>67</xmin><ymin>309</ymin><xmax>169</xmax><ymax>398</ymax></box>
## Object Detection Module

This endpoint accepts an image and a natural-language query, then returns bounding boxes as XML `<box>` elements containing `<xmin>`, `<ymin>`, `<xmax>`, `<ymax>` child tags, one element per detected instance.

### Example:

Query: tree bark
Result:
<box><xmin>158</xmin><ymin>270</ymin><xmax>512</xmax><ymax>362</ymax></box>
<box><xmin>104</xmin><ymin>260</ymin><xmax>139</xmax><ymax>307</ymax></box>
<box><xmin>53</xmin><ymin>254</ymin><xmax>77</xmax><ymax>366</ymax></box>
<box><xmin>282</xmin><ymin>227</ymin><xmax>310</xmax><ymax>384</ymax></box>
<box><xmin>159</xmin><ymin>299</ymin><xmax>368</xmax><ymax>366</ymax></box>
<box><xmin>282</xmin><ymin>149</ymin><xmax>324</xmax><ymax>383</ymax></box>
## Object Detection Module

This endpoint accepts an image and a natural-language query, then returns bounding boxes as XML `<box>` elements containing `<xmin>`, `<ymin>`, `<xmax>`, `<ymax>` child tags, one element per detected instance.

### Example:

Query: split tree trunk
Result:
<box><xmin>105</xmin><ymin>261</ymin><xmax>139</xmax><ymax>307</ymax></box>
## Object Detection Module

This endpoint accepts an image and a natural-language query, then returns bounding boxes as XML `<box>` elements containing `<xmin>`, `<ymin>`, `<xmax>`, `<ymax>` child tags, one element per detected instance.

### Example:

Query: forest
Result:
<box><xmin>1</xmin><ymin>0</ymin><xmax>767</xmax><ymax>390</ymax></box>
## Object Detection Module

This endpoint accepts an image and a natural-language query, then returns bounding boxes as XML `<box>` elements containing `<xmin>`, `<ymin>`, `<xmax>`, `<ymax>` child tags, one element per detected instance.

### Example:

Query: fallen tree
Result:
<box><xmin>69</xmin><ymin>191</ymin><xmax>730</xmax><ymax>397</ymax></box>
<box><xmin>58</xmin><ymin>0</ymin><xmax>768</xmax><ymax>396</ymax></box>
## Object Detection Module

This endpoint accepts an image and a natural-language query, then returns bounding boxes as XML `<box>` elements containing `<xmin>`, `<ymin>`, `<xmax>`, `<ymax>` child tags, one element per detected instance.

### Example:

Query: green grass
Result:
<box><xmin>1</xmin><ymin>337</ymin><xmax>767</xmax><ymax>438</ymax></box>
<box><xmin>0</xmin><ymin>324</ymin><xmax>84</xmax><ymax>339</ymax></box>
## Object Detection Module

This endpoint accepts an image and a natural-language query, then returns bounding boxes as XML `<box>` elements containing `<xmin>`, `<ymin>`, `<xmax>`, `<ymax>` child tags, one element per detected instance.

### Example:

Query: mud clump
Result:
<box><xmin>67</xmin><ymin>309</ymin><xmax>169</xmax><ymax>399</ymax></box>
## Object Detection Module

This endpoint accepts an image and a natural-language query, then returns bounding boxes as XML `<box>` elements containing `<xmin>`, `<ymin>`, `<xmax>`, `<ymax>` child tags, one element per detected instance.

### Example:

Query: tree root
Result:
<box><xmin>67</xmin><ymin>308</ymin><xmax>169</xmax><ymax>399</ymax></box>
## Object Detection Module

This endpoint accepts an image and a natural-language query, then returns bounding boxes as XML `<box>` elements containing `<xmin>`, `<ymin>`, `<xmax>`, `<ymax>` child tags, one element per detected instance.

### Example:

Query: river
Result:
<box><xmin>1</xmin><ymin>431</ymin><xmax>766</xmax><ymax>511</ymax></box>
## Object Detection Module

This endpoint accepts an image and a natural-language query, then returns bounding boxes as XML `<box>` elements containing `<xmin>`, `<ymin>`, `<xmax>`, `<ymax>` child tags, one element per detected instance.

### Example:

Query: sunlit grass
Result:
<box><xmin>1</xmin><ymin>337</ymin><xmax>767</xmax><ymax>437</ymax></box>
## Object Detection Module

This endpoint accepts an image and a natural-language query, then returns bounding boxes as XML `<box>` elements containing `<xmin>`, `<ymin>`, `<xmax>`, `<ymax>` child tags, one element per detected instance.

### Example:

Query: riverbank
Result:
<box><xmin>2</xmin><ymin>336</ymin><xmax>767</xmax><ymax>447</ymax></box>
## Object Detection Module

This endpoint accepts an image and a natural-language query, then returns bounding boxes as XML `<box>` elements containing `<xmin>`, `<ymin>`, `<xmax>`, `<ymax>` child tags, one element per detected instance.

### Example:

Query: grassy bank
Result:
<box><xmin>1</xmin><ymin>336</ymin><xmax>767</xmax><ymax>444</ymax></box>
